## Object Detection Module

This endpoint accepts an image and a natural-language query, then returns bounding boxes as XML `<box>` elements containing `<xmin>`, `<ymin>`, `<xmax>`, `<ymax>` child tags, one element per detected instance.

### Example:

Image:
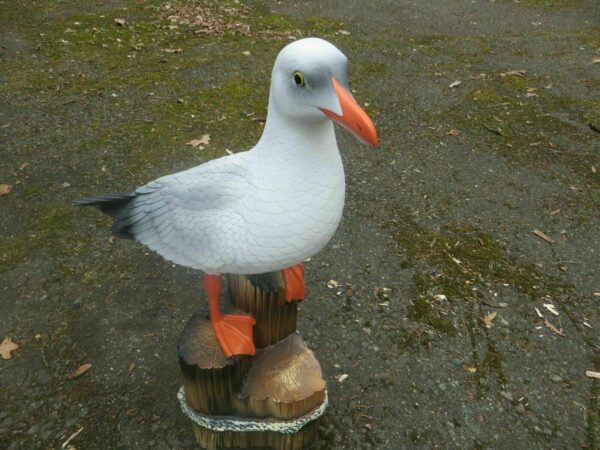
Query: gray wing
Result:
<box><xmin>117</xmin><ymin>155</ymin><xmax>251</xmax><ymax>271</ymax></box>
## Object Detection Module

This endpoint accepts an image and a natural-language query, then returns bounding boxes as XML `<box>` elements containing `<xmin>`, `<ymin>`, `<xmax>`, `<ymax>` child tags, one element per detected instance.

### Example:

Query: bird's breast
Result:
<box><xmin>239</xmin><ymin>146</ymin><xmax>345</xmax><ymax>268</ymax></box>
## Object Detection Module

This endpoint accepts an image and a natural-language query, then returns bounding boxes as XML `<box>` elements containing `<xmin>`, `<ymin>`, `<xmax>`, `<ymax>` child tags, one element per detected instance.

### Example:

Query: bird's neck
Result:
<box><xmin>254</xmin><ymin>102</ymin><xmax>339</xmax><ymax>160</ymax></box>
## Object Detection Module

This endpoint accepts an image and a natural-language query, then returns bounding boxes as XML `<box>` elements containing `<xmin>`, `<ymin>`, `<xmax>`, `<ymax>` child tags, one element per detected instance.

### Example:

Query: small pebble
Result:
<box><xmin>549</xmin><ymin>374</ymin><xmax>562</xmax><ymax>383</ymax></box>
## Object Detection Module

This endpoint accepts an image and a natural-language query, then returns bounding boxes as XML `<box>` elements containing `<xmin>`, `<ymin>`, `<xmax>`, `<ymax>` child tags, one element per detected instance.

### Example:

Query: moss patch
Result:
<box><xmin>383</xmin><ymin>218</ymin><xmax>570</xmax><ymax>332</ymax></box>
<box><xmin>390</xmin><ymin>221</ymin><xmax>566</xmax><ymax>301</ymax></box>
<box><xmin>0</xmin><ymin>205</ymin><xmax>77</xmax><ymax>273</ymax></box>
<box><xmin>433</xmin><ymin>71</ymin><xmax>600</xmax><ymax>192</ymax></box>
<box><xmin>407</xmin><ymin>295</ymin><xmax>457</xmax><ymax>336</ymax></box>
<box><xmin>482</xmin><ymin>339</ymin><xmax>507</xmax><ymax>385</ymax></box>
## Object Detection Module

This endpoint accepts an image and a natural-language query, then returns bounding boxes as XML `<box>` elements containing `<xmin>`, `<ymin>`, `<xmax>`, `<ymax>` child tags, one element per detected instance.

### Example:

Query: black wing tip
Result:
<box><xmin>72</xmin><ymin>198</ymin><xmax>95</xmax><ymax>206</ymax></box>
<box><xmin>74</xmin><ymin>192</ymin><xmax>138</xmax><ymax>238</ymax></box>
<box><xmin>246</xmin><ymin>272</ymin><xmax>284</xmax><ymax>294</ymax></box>
<box><xmin>73</xmin><ymin>192</ymin><xmax>136</xmax><ymax>207</ymax></box>
<box><xmin>111</xmin><ymin>229</ymin><xmax>135</xmax><ymax>239</ymax></box>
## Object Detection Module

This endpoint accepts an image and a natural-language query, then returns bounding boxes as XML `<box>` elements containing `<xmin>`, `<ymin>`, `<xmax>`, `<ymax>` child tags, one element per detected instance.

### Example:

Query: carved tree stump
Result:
<box><xmin>177</xmin><ymin>274</ymin><xmax>327</xmax><ymax>450</ymax></box>
<box><xmin>228</xmin><ymin>273</ymin><xmax>299</xmax><ymax>348</ymax></box>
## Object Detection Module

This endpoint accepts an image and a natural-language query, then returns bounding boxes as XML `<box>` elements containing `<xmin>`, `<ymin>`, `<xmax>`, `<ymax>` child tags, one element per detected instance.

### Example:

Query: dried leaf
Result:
<box><xmin>462</xmin><ymin>364</ymin><xmax>477</xmax><ymax>373</ymax></box>
<box><xmin>242</xmin><ymin>51</ymin><xmax>250</xmax><ymax>56</ymax></box>
<box><xmin>446</xmin><ymin>129</ymin><xmax>461</xmax><ymax>136</ymax></box>
<box><xmin>18</xmin><ymin>162</ymin><xmax>29</xmax><ymax>171</ymax></box>
<box><xmin>534</xmin><ymin>307</ymin><xmax>544</xmax><ymax>318</ymax></box>
<box><xmin>337</xmin><ymin>373</ymin><xmax>349</xmax><ymax>383</ymax></box>
<box><xmin>500</xmin><ymin>69</ymin><xmax>527</xmax><ymax>78</ymax></box>
<box><xmin>525</xmin><ymin>87</ymin><xmax>538</xmax><ymax>98</ymax></box>
<box><xmin>533</xmin><ymin>229</ymin><xmax>554</xmax><ymax>243</ymax></box>
<box><xmin>327</xmin><ymin>279</ymin><xmax>338</xmax><ymax>289</ymax></box>
<box><xmin>161</xmin><ymin>2</ymin><xmax>255</xmax><ymax>37</ymax></box>
<box><xmin>544</xmin><ymin>319</ymin><xmax>565</xmax><ymax>337</ymax></box>
<box><xmin>586</xmin><ymin>370</ymin><xmax>600</xmax><ymax>379</ymax></box>
<box><xmin>128</xmin><ymin>363</ymin><xmax>136</xmax><ymax>372</ymax></box>
<box><xmin>186</xmin><ymin>134</ymin><xmax>210</xmax><ymax>147</ymax></box>
<box><xmin>592</xmin><ymin>58</ymin><xmax>600</xmax><ymax>64</ymax></box>
<box><xmin>449</xmin><ymin>80</ymin><xmax>461</xmax><ymax>88</ymax></box>
<box><xmin>114</xmin><ymin>18</ymin><xmax>126</xmax><ymax>26</ymax></box>
<box><xmin>163</xmin><ymin>48</ymin><xmax>183</xmax><ymax>53</ymax></box>
<box><xmin>481</xmin><ymin>310</ymin><xmax>498</xmax><ymax>328</ymax></box>
<box><xmin>0</xmin><ymin>337</ymin><xmax>19</xmax><ymax>359</ymax></box>
<box><xmin>0</xmin><ymin>184</ymin><xmax>12</xmax><ymax>196</ymax></box>
<box><xmin>543</xmin><ymin>303</ymin><xmax>559</xmax><ymax>316</ymax></box>
<box><xmin>68</xmin><ymin>363</ymin><xmax>92</xmax><ymax>380</ymax></box>
<box><xmin>62</xmin><ymin>182</ymin><xmax>71</xmax><ymax>188</ymax></box>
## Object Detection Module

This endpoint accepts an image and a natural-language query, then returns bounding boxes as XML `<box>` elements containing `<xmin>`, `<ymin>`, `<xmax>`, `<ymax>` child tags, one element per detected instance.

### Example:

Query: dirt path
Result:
<box><xmin>1</xmin><ymin>1</ymin><xmax>598</xmax><ymax>448</ymax></box>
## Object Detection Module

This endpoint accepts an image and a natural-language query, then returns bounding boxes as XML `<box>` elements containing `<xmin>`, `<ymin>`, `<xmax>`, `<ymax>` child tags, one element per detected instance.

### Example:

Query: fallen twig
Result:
<box><xmin>61</xmin><ymin>427</ymin><xmax>84</xmax><ymax>449</ymax></box>
<box><xmin>40</xmin><ymin>347</ymin><xmax>49</xmax><ymax>368</ymax></box>
<box><xmin>533</xmin><ymin>229</ymin><xmax>554</xmax><ymax>243</ymax></box>
<box><xmin>544</xmin><ymin>319</ymin><xmax>565</xmax><ymax>337</ymax></box>
<box><xmin>483</xmin><ymin>124</ymin><xmax>503</xmax><ymax>136</ymax></box>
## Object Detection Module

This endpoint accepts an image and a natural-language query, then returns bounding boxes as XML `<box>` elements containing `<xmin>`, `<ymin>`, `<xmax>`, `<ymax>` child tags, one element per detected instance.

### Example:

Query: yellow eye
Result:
<box><xmin>293</xmin><ymin>72</ymin><xmax>305</xmax><ymax>87</ymax></box>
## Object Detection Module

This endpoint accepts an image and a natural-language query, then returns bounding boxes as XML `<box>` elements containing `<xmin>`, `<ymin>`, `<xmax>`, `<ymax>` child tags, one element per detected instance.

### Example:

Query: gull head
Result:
<box><xmin>269</xmin><ymin>37</ymin><xmax>378</xmax><ymax>147</ymax></box>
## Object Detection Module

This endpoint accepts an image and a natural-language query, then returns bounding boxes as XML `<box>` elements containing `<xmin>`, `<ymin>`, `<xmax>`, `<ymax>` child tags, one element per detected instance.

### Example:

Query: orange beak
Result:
<box><xmin>319</xmin><ymin>77</ymin><xmax>378</xmax><ymax>147</ymax></box>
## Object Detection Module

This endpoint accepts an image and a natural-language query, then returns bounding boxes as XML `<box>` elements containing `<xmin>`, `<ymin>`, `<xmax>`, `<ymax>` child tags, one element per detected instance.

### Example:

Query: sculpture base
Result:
<box><xmin>178</xmin><ymin>387</ymin><xmax>327</xmax><ymax>450</ymax></box>
<box><xmin>177</xmin><ymin>274</ymin><xmax>326</xmax><ymax>449</ymax></box>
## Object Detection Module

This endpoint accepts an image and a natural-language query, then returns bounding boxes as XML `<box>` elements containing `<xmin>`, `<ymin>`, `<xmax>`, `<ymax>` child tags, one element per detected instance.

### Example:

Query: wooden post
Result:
<box><xmin>177</xmin><ymin>273</ymin><xmax>327</xmax><ymax>450</ymax></box>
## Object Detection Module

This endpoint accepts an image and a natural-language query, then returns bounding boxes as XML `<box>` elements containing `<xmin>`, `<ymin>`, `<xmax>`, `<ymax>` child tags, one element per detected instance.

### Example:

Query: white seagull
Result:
<box><xmin>76</xmin><ymin>37</ymin><xmax>378</xmax><ymax>357</ymax></box>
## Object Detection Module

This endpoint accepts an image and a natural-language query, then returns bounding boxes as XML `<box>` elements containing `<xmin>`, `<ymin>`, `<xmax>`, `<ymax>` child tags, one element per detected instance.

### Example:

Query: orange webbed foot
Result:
<box><xmin>204</xmin><ymin>273</ymin><xmax>256</xmax><ymax>358</ymax></box>
<box><xmin>213</xmin><ymin>314</ymin><xmax>256</xmax><ymax>358</ymax></box>
<box><xmin>282</xmin><ymin>264</ymin><xmax>305</xmax><ymax>302</ymax></box>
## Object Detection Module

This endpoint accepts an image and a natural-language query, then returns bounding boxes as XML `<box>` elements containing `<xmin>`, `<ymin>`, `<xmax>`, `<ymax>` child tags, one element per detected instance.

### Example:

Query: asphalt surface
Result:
<box><xmin>1</xmin><ymin>0</ymin><xmax>599</xmax><ymax>449</ymax></box>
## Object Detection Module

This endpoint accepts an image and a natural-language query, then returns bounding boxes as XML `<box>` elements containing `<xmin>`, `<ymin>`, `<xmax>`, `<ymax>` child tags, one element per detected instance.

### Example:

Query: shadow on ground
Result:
<box><xmin>1</xmin><ymin>0</ymin><xmax>599</xmax><ymax>449</ymax></box>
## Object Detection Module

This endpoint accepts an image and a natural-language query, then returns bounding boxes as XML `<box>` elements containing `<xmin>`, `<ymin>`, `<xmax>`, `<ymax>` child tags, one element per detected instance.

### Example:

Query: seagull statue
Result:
<box><xmin>75</xmin><ymin>38</ymin><xmax>378</xmax><ymax>358</ymax></box>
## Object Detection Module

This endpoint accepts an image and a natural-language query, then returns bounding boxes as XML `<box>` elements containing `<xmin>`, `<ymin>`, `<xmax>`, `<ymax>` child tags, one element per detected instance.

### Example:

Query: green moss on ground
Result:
<box><xmin>383</xmin><ymin>218</ymin><xmax>570</xmax><ymax>334</ymax></box>
<box><xmin>0</xmin><ymin>205</ymin><xmax>77</xmax><ymax>273</ymax></box>
<box><xmin>392</xmin><ymin>222</ymin><xmax>566</xmax><ymax>301</ymax></box>
<box><xmin>407</xmin><ymin>295</ymin><xmax>457</xmax><ymax>336</ymax></box>
<box><xmin>482</xmin><ymin>340</ymin><xmax>508</xmax><ymax>385</ymax></box>
<box><xmin>434</xmin><ymin>69</ymin><xmax>600</xmax><ymax>193</ymax></box>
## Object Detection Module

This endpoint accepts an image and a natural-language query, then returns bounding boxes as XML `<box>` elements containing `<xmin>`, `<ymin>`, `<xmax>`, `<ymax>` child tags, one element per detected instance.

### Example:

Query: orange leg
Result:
<box><xmin>281</xmin><ymin>264</ymin><xmax>305</xmax><ymax>302</ymax></box>
<box><xmin>204</xmin><ymin>273</ymin><xmax>256</xmax><ymax>358</ymax></box>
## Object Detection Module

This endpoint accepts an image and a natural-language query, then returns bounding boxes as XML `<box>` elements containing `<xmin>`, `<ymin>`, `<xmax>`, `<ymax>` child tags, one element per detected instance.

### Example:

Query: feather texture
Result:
<box><xmin>74</xmin><ymin>38</ymin><xmax>358</xmax><ymax>275</ymax></box>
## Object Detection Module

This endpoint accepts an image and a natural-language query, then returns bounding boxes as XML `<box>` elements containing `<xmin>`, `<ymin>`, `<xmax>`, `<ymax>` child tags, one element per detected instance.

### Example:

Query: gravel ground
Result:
<box><xmin>1</xmin><ymin>0</ymin><xmax>599</xmax><ymax>449</ymax></box>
